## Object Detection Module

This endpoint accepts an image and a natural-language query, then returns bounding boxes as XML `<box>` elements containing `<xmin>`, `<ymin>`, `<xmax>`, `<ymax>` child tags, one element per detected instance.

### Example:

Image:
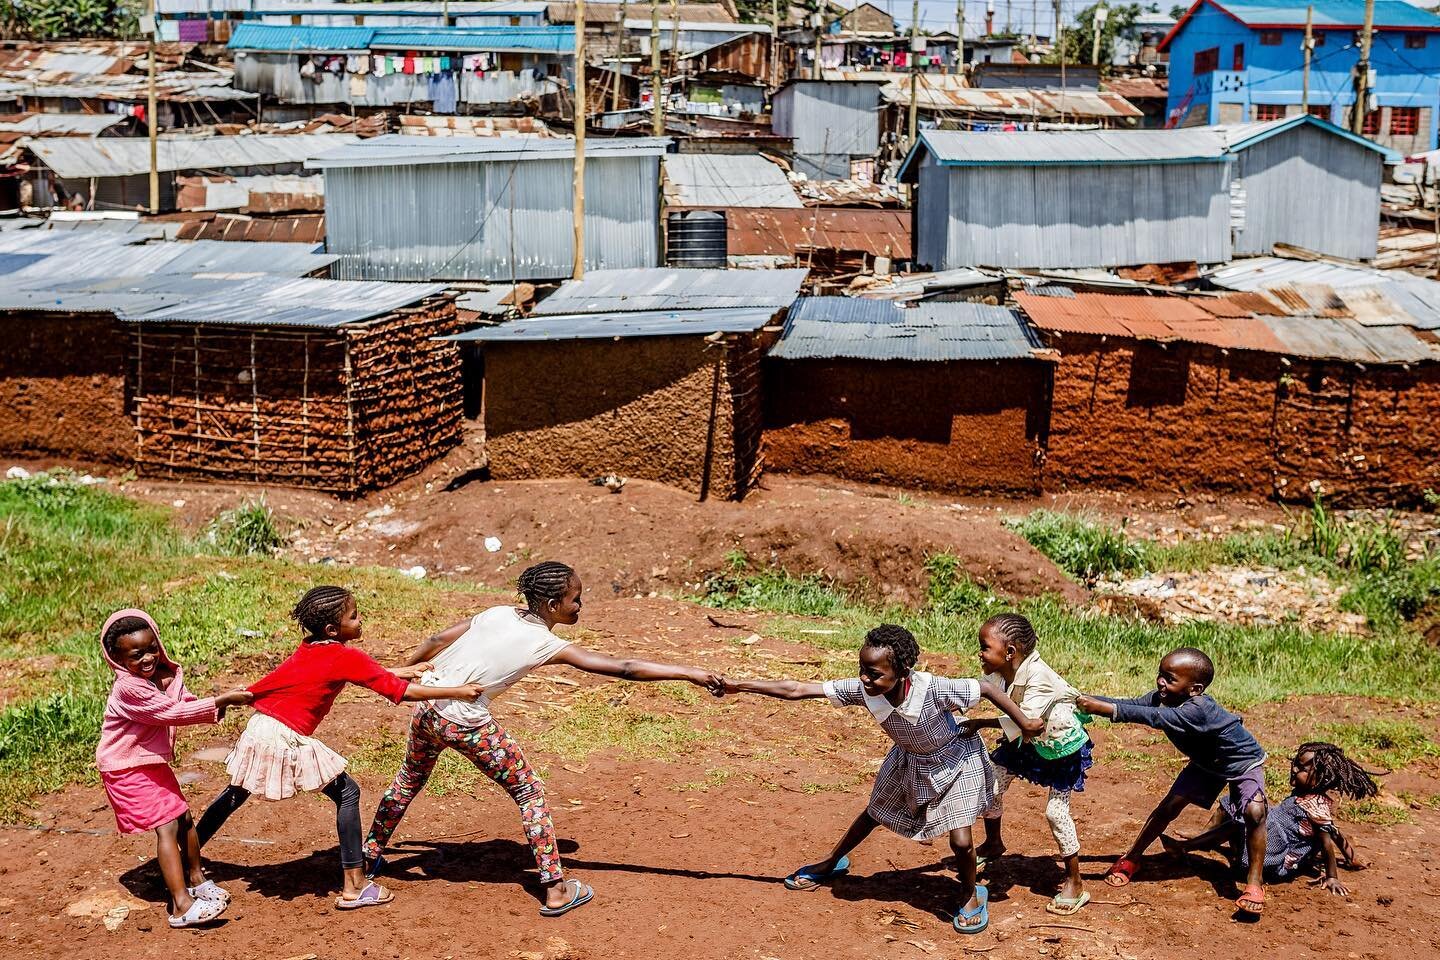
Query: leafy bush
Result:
<box><xmin>1003</xmin><ymin>510</ymin><xmax>1150</xmax><ymax>583</ymax></box>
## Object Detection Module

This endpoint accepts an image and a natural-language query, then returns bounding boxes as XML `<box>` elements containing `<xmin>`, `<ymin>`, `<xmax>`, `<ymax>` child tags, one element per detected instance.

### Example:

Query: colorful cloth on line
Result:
<box><xmin>822</xmin><ymin>672</ymin><xmax>994</xmax><ymax>840</ymax></box>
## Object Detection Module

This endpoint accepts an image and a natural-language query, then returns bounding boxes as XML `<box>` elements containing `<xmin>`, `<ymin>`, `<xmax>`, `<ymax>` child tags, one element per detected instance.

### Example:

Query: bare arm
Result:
<box><xmin>400</xmin><ymin>681</ymin><xmax>485</xmax><ymax>703</ymax></box>
<box><xmin>547</xmin><ymin>644</ymin><xmax>722</xmax><ymax>694</ymax></box>
<box><xmin>957</xmin><ymin>716</ymin><xmax>1004</xmax><ymax>737</ymax></box>
<box><xmin>722</xmin><ymin>678</ymin><xmax>827</xmax><ymax>701</ymax></box>
<box><xmin>403</xmin><ymin>620</ymin><xmax>471</xmax><ymax>668</ymax></box>
<box><xmin>1311</xmin><ymin>830</ymin><xmax>1350</xmax><ymax>896</ymax></box>
<box><xmin>980</xmin><ymin>681</ymin><xmax>1046</xmax><ymax>739</ymax></box>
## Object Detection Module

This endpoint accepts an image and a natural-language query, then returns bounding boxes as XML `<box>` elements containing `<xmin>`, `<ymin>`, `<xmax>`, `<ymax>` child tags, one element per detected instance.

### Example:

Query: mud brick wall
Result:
<box><xmin>1044</xmin><ymin>335</ymin><xmax>1279</xmax><ymax>496</ymax></box>
<box><xmin>482</xmin><ymin>334</ymin><xmax>757</xmax><ymax>500</ymax></box>
<box><xmin>0</xmin><ymin>312</ymin><xmax>132</xmax><ymax>463</ymax></box>
<box><xmin>762</xmin><ymin>358</ymin><xmax>1049</xmax><ymax>495</ymax></box>
<box><xmin>129</xmin><ymin>296</ymin><xmax>464</xmax><ymax>494</ymax></box>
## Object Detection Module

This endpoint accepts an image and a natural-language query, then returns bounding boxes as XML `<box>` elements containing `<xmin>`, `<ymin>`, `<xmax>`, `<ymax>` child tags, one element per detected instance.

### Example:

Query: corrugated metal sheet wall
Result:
<box><xmin>933</xmin><ymin>160</ymin><xmax>1232</xmax><ymax>269</ymax></box>
<box><xmin>915</xmin><ymin>153</ymin><xmax>950</xmax><ymax>272</ymax></box>
<box><xmin>323</xmin><ymin>155</ymin><xmax>660</xmax><ymax>281</ymax></box>
<box><xmin>234</xmin><ymin>52</ymin><xmax>557</xmax><ymax>106</ymax></box>
<box><xmin>1232</xmin><ymin>125</ymin><xmax>1382</xmax><ymax>261</ymax></box>
<box><xmin>772</xmin><ymin>81</ymin><xmax>880</xmax><ymax>174</ymax></box>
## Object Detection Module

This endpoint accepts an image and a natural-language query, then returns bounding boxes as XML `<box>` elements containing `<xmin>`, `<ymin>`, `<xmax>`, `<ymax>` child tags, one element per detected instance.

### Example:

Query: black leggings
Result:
<box><xmin>196</xmin><ymin>773</ymin><xmax>364</xmax><ymax>869</ymax></box>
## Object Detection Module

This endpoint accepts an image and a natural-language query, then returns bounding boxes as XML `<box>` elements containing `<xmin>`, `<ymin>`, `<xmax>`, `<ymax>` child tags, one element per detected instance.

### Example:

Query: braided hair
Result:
<box><xmin>517</xmin><ymin>561</ymin><xmax>576</xmax><ymax>614</ymax></box>
<box><xmin>862</xmin><ymin>623</ymin><xmax>920</xmax><ymax>676</ymax></box>
<box><xmin>291</xmin><ymin>585</ymin><xmax>354</xmax><ymax>639</ymax></box>
<box><xmin>982</xmin><ymin>612</ymin><xmax>1038</xmax><ymax>657</ymax></box>
<box><xmin>103</xmin><ymin>615</ymin><xmax>152</xmax><ymax>658</ymax></box>
<box><xmin>1296</xmin><ymin>742</ymin><xmax>1381</xmax><ymax>800</ymax></box>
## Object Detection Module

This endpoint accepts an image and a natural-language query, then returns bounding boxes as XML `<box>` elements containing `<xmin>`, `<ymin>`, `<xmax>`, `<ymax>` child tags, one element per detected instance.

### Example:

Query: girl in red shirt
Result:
<box><xmin>196</xmin><ymin>586</ymin><xmax>483</xmax><ymax>909</ymax></box>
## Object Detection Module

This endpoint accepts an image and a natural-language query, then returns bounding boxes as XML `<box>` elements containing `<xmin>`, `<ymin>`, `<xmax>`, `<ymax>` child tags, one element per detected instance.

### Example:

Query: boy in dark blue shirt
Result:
<box><xmin>1077</xmin><ymin>647</ymin><xmax>1268</xmax><ymax>916</ymax></box>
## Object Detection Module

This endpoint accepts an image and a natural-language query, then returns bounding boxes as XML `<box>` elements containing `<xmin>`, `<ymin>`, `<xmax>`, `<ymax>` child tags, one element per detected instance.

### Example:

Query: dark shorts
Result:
<box><xmin>1169</xmin><ymin>761</ymin><xmax>1266</xmax><ymax>811</ymax></box>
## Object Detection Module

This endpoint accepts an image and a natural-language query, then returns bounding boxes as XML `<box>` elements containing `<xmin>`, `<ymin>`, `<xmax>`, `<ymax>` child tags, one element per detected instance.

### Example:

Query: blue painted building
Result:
<box><xmin>1161</xmin><ymin>0</ymin><xmax>1440</xmax><ymax>153</ymax></box>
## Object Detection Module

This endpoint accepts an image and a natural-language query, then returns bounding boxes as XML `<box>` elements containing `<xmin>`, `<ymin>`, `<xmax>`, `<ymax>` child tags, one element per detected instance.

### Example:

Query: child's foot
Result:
<box><xmin>1236</xmin><ymin>884</ymin><xmax>1265</xmax><ymax>915</ymax></box>
<box><xmin>784</xmin><ymin>855</ymin><xmax>850</xmax><ymax>891</ymax></box>
<box><xmin>169</xmin><ymin>895</ymin><xmax>226</xmax><ymax>928</ymax></box>
<box><xmin>1160</xmin><ymin>834</ymin><xmax>1187</xmax><ymax>855</ymax></box>
<box><xmin>187</xmin><ymin>880</ymin><xmax>231</xmax><ymax>905</ymax></box>
<box><xmin>335</xmin><ymin>881</ymin><xmax>394</xmax><ymax>910</ymax></box>
<box><xmin>1105</xmin><ymin>857</ymin><xmax>1138</xmax><ymax>887</ymax></box>
<box><xmin>974</xmin><ymin>840</ymin><xmax>1005</xmax><ymax>870</ymax></box>
<box><xmin>539</xmin><ymin>879</ymin><xmax>595</xmax><ymax>917</ymax></box>
<box><xmin>952</xmin><ymin>886</ymin><xmax>989</xmax><ymax>934</ymax></box>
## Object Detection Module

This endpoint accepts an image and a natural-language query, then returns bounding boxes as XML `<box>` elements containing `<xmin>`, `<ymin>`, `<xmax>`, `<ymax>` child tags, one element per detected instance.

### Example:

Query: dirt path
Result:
<box><xmin>4</xmin><ymin>593</ymin><xmax>1436</xmax><ymax>960</ymax></box>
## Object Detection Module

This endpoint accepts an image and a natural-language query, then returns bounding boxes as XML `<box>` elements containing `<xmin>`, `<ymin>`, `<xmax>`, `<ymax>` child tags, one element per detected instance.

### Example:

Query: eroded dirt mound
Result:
<box><xmin>291</xmin><ymin>475</ymin><xmax>1087</xmax><ymax>606</ymax></box>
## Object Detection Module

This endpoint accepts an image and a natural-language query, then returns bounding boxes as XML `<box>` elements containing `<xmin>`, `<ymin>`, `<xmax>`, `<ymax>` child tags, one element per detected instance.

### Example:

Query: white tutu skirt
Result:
<box><xmin>224</xmin><ymin>712</ymin><xmax>347</xmax><ymax>800</ymax></box>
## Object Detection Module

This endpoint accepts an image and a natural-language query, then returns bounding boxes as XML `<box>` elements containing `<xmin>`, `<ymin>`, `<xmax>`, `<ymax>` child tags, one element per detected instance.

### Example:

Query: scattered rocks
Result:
<box><xmin>1094</xmin><ymin>566</ymin><xmax>1368</xmax><ymax>634</ymax></box>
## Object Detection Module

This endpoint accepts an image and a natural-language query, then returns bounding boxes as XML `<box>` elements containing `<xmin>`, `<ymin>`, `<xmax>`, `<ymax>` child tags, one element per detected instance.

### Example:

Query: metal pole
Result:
<box><xmin>770</xmin><ymin>0</ymin><xmax>779</xmax><ymax>87</ymax></box>
<box><xmin>813</xmin><ymin>10</ymin><xmax>823</xmax><ymax>80</ymax></box>
<box><xmin>907</xmin><ymin>0</ymin><xmax>919</xmax><ymax>147</ymax></box>
<box><xmin>650</xmin><ymin>0</ymin><xmax>663</xmax><ymax>134</ymax></box>
<box><xmin>669</xmin><ymin>0</ymin><xmax>681</xmax><ymax>88</ymax></box>
<box><xmin>573</xmin><ymin>0</ymin><xmax>587</xmax><ymax>279</ymax></box>
<box><xmin>1091</xmin><ymin>3</ymin><xmax>1105</xmax><ymax>66</ymax></box>
<box><xmin>146</xmin><ymin>0</ymin><xmax>158</xmax><ymax>214</ymax></box>
<box><xmin>956</xmin><ymin>0</ymin><xmax>965</xmax><ymax>74</ymax></box>
<box><xmin>1055</xmin><ymin>0</ymin><xmax>1065</xmax><ymax>122</ymax></box>
<box><xmin>1301</xmin><ymin>4</ymin><xmax>1313</xmax><ymax>112</ymax></box>
<box><xmin>1352</xmin><ymin>0</ymin><xmax>1375</xmax><ymax>134</ymax></box>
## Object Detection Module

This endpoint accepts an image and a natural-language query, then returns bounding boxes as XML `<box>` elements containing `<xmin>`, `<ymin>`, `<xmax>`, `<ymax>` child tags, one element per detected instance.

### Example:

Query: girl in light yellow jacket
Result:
<box><xmin>967</xmin><ymin>613</ymin><xmax>1093</xmax><ymax>916</ymax></box>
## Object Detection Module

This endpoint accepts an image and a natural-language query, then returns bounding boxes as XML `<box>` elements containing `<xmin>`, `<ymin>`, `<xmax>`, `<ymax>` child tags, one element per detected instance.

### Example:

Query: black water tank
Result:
<box><xmin>666</xmin><ymin>210</ymin><xmax>727</xmax><ymax>268</ymax></box>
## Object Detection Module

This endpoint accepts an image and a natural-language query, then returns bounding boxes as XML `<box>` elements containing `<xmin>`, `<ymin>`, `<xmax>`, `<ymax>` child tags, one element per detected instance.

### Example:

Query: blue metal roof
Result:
<box><xmin>229</xmin><ymin>22</ymin><xmax>574</xmax><ymax>53</ymax></box>
<box><xmin>1206</xmin><ymin>0</ymin><xmax>1440</xmax><ymax>29</ymax></box>
<box><xmin>444</xmin><ymin>307</ymin><xmax>778</xmax><ymax>342</ymax></box>
<box><xmin>229</xmin><ymin>24</ymin><xmax>377</xmax><ymax>51</ymax></box>
<box><xmin>771</xmin><ymin>297</ymin><xmax>1047</xmax><ymax>362</ymax></box>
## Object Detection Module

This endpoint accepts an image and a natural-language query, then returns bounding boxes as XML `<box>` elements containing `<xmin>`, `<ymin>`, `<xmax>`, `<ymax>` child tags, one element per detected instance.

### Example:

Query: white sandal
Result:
<box><xmin>168</xmin><ymin>895</ymin><xmax>226</xmax><ymax>928</ymax></box>
<box><xmin>188</xmin><ymin>880</ymin><xmax>231</xmax><ymax>905</ymax></box>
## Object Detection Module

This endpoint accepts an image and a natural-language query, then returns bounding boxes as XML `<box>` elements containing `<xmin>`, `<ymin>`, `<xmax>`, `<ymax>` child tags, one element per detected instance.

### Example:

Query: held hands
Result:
<box><xmin>688</xmin><ymin>669</ymin><xmax>727</xmax><ymax>698</ymax></box>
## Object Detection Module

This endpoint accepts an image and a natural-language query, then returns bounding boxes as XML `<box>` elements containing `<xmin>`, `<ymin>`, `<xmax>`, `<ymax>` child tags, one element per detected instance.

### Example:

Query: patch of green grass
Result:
<box><xmin>527</xmin><ymin>686</ymin><xmax>710</xmax><ymax>761</ymax></box>
<box><xmin>1002</xmin><ymin>510</ymin><xmax>1149</xmax><ymax>583</ymax></box>
<box><xmin>1317</xmin><ymin>719</ymin><xmax>1440</xmax><ymax>772</ymax></box>
<box><xmin>348</xmin><ymin>726</ymin><xmax>485</xmax><ymax>797</ymax></box>
<box><xmin>206</xmin><ymin>498</ymin><xmax>285</xmax><ymax>557</ymax></box>
<box><xmin>693</xmin><ymin>553</ymin><xmax>1440</xmax><ymax>708</ymax></box>
<box><xmin>672</xmin><ymin>768</ymin><xmax>734</xmax><ymax>793</ymax></box>
<box><xmin>699</xmin><ymin>552</ymin><xmax>851</xmax><ymax>619</ymax></box>
<box><xmin>1338</xmin><ymin>797</ymin><xmax>1411</xmax><ymax>826</ymax></box>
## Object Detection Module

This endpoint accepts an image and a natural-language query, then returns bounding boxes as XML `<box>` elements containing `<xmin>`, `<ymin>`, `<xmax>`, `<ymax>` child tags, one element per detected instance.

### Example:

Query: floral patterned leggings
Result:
<box><xmin>364</xmin><ymin>707</ymin><xmax>563</xmax><ymax>884</ymax></box>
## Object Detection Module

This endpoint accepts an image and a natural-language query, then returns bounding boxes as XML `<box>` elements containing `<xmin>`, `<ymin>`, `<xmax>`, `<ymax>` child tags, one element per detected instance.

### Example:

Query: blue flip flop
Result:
<box><xmin>784</xmin><ymin>855</ymin><xmax>850</xmax><ymax>891</ymax></box>
<box><xmin>539</xmin><ymin>879</ymin><xmax>594</xmax><ymax>918</ymax></box>
<box><xmin>364</xmin><ymin>853</ymin><xmax>388</xmax><ymax>880</ymax></box>
<box><xmin>953</xmin><ymin>885</ymin><xmax>990</xmax><ymax>935</ymax></box>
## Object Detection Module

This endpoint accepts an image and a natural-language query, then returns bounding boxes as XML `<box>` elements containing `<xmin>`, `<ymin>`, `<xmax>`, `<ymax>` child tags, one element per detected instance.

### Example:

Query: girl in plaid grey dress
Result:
<box><xmin>723</xmin><ymin>624</ymin><xmax>1042</xmax><ymax>934</ymax></box>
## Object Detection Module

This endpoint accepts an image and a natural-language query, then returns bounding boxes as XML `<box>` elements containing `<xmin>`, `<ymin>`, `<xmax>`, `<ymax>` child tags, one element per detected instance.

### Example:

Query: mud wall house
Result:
<box><xmin>228</xmin><ymin>23</ymin><xmax>573</xmax><ymax>117</ymax></box>
<box><xmin>22</xmin><ymin>134</ymin><xmax>355</xmax><ymax>212</ymax></box>
<box><xmin>771</xmin><ymin>78</ymin><xmax>883</xmax><ymax>180</ymax></box>
<box><xmin>1014</xmin><ymin>286</ymin><xmax>1440</xmax><ymax>506</ymax></box>
<box><xmin>763</xmin><ymin>297</ymin><xmax>1053</xmax><ymax>495</ymax></box>
<box><xmin>1216</xmin><ymin>115</ymin><xmax>1394</xmax><ymax>261</ymax></box>
<box><xmin>310</xmin><ymin>134</ymin><xmax>666</xmax><ymax>281</ymax></box>
<box><xmin>899</xmin><ymin>129</ymin><xmax>1233</xmax><ymax>270</ymax></box>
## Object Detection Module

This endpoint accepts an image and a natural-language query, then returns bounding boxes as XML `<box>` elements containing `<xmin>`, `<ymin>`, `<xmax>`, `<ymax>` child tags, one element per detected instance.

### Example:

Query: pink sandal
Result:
<box><xmin>1105</xmin><ymin>857</ymin><xmax>1139</xmax><ymax>887</ymax></box>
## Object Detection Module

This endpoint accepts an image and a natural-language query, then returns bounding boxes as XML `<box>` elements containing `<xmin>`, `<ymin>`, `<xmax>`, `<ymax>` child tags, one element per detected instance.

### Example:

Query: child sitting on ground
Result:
<box><xmin>97</xmin><ymin>609</ymin><xmax>253</xmax><ymax>929</ymax></box>
<box><xmin>1162</xmin><ymin>741</ymin><xmax>1375</xmax><ymax>897</ymax></box>
<box><xmin>1075</xmin><ymin>647</ymin><xmax>1269</xmax><ymax>916</ymax></box>
<box><xmin>968</xmin><ymin>613</ymin><xmax>1093</xmax><ymax>916</ymax></box>
<box><xmin>722</xmin><ymin>624</ymin><xmax>1043</xmax><ymax>935</ymax></box>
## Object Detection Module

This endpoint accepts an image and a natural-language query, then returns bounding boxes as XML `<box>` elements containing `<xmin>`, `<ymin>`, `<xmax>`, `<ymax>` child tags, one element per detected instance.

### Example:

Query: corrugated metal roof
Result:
<box><xmin>532</xmin><ymin>267</ymin><xmax>807</xmax><ymax>314</ymax></box>
<box><xmin>1208</xmin><ymin>114</ymin><xmax>1398</xmax><ymax>160</ymax></box>
<box><xmin>27</xmin><ymin>134</ymin><xmax>360</xmax><ymax>179</ymax></box>
<box><xmin>880</xmin><ymin>77</ymin><xmax>1142</xmax><ymax>121</ymax></box>
<box><xmin>444</xmin><ymin>306</ymin><xmax>775</xmax><ymax>341</ymax></box>
<box><xmin>0</xmin><ymin>233</ymin><xmax>335</xmax><ymax>283</ymax></box>
<box><xmin>229</xmin><ymin>22</ymin><xmax>576</xmax><ymax>52</ymax></box>
<box><xmin>771</xmin><ymin>297</ymin><xmax>1045</xmax><ymax>361</ymax></box>
<box><xmin>725</xmin><ymin>207</ymin><xmax>910</xmax><ymax>258</ymax></box>
<box><xmin>908</xmin><ymin>128</ymin><xmax>1228</xmax><ymax>167</ymax></box>
<box><xmin>305</xmin><ymin>133</ymin><xmax>668</xmax><ymax>169</ymax></box>
<box><xmin>1205</xmin><ymin>0</ymin><xmax>1440</xmax><ymax>29</ymax></box>
<box><xmin>121</xmin><ymin>276</ymin><xmax>448</xmax><ymax>328</ymax></box>
<box><xmin>229</xmin><ymin>24</ymin><xmax>377</xmax><ymax>50</ymax></box>
<box><xmin>1204</xmin><ymin>257</ymin><xmax>1440</xmax><ymax>330</ymax></box>
<box><xmin>856</xmin><ymin>267</ymin><xmax>1000</xmax><ymax>301</ymax></box>
<box><xmin>0</xmin><ymin>113</ymin><xmax>126</xmax><ymax>135</ymax></box>
<box><xmin>662</xmin><ymin>154</ymin><xmax>801</xmax><ymax>209</ymax></box>
<box><xmin>1015</xmin><ymin>286</ymin><xmax>1439</xmax><ymax>362</ymax></box>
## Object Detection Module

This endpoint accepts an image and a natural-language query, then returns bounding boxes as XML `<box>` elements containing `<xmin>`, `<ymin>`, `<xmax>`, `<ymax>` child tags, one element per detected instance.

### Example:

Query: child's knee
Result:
<box><xmin>1243</xmin><ymin>796</ymin><xmax>1268</xmax><ymax>827</ymax></box>
<box><xmin>948</xmin><ymin>828</ymin><xmax>974</xmax><ymax>855</ymax></box>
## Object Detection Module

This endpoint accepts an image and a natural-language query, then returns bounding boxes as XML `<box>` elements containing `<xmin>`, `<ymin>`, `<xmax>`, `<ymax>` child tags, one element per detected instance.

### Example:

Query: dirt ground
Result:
<box><xmin>3</xmin><ymin>593</ymin><xmax>1438</xmax><ymax>960</ymax></box>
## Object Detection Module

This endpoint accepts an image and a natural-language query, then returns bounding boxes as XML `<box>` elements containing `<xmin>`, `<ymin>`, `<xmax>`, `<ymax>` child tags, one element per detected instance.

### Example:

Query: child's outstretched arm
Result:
<box><xmin>546</xmin><ymin>645</ymin><xmax>724</xmax><ymax>696</ymax></box>
<box><xmin>112</xmin><ymin>684</ymin><xmax>251</xmax><ymax>726</ymax></box>
<box><xmin>722</xmin><ymin>678</ymin><xmax>826</xmax><ymax>700</ymax></box>
<box><xmin>1312</xmin><ymin>829</ymin><xmax>1351</xmax><ymax>896</ymax></box>
<box><xmin>402</xmin><ymin>620</ymin><xmax>471</xmax><ymax>668</ymax></box>
<box><xmin>401</xmin><ymin>681</ymin><xmax>486</xmax><ymax>703</ymax></box>
<box><xmin>978</xmin><ymin>681</ymin><xmax>1046</xmax><ymax>739</ymax></box>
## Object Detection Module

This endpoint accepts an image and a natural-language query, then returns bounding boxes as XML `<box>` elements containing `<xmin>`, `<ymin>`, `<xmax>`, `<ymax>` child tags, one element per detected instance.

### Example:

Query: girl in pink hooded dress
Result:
<box><xmin>97</xmin><ymin>609</ymin><xmax>253</xmax><ymax>929</ymax></box>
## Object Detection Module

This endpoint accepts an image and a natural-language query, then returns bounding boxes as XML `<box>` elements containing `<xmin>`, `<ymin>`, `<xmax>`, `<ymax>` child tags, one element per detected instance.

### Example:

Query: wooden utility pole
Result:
<box><xmin>956</xmin><ymin>0</ymin><xmax>965</xmax><ymax>74</ymax></box>
<box><xmin>907</xmin><ymin>0</ymin><xmax>919</xmax><ymax>147</ymax></box>
<box><xmin>813</xmin><ymin>9</ymin><xmax>823</xmax><ymax>80</ymax></box>
<box><xmin>650</xmin><ymin>0</ymin><xmax>663</xmax><ymax>134</ymax></box>
<box><xmin>1352</xmin><ymin>0</ymin><xmax>1376</xmax><ymax>134</ymax></box>
<box><xmin>146</xmin><ymin>0</ymin><xmax>158</xmax><ymax>213</ymax></box>
<box><xmin>770</xmin><ymin>0</ymin><xmax>779</xmax><ymax>87</ymax></box>
<box><xmin>573</xmin><ymin>0</ymin><xmax>587</xmax><ymax>279</ymax></box>
<box><xmin>1091</xmin><ymin>3</ymin><xmax>1106</xmax><ymax>66</ymax></box>
<box><xmin>669</xmin><ymin>0</ymin><xmax>682</xmax><ymax>89</ymax></box>
<box><xmin>612</xmin><ymin>0</ymin><xmax>627</xmax><ymax>112</ymax></box>
<box><xmin>1301</xmin><ymin>4</ymin><xmax>1314</xmax><ymax>112</ymax></box>
<box><xmin>1054</xmin><ymin>0</ymin><xmax>1065</xmax><ymax>122</ymax></box>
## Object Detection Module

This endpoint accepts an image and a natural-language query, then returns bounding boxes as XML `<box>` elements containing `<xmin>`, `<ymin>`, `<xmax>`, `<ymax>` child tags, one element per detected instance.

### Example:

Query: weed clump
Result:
<box><xmin>206</xmin><ymin>498</ymin><xmax>285</xmax><ymax>556</ymax></box>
